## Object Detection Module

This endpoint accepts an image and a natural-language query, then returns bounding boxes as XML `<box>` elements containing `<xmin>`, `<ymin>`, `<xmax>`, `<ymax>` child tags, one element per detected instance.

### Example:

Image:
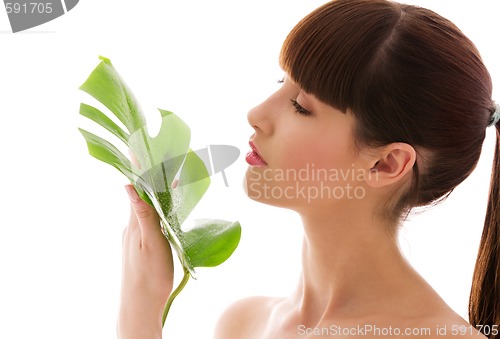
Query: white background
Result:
<box><xmin>0</xmin><ymin>1</ymin><xmax>498</xmax><ymax>338</ymax></box>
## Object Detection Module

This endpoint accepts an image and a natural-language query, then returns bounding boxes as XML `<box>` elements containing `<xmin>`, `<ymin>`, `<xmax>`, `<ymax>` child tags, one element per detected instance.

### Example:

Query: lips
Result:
<box><xmin>246</xmin><ymin>141</ymin><xmax>267</xmax><ymax>166</ymax></box>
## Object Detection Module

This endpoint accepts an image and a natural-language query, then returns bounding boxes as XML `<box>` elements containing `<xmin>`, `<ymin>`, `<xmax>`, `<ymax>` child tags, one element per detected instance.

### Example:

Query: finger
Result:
<box><xmin>125</xmin><ymin>184</ymin><xmax>161</xmax><ymax>241</ymax></box>
<box><xmin>172</xmin><ymin>178</ymin><xmax>179</xmax><ymax>189</ymax></box>
<box><xmin>128</xmin><ymin>148</ymin><xmax>141</xmax><ymax>169</ymax></box>
<box><xmin>124</xmin><ymin>203</ymin><xmax>141</xmax><ymax>240</ymax></box>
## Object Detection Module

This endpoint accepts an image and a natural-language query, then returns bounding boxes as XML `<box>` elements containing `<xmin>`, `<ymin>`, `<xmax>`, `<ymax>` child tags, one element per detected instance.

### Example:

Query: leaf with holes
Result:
<box><xmin>78</xmin><ymin>56</ymin><xmax>241</xmax><ymax>325</ymax></box>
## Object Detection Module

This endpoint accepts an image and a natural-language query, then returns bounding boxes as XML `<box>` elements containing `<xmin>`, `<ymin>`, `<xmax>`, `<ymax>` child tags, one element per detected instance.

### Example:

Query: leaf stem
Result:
<box><xmin>162</xmin><ymin>267</ymin><xmax>190</xmax><ymax>327</ymax></box>
<box><xmin>140</xmin><ymin>128</ymin><xmax>155</xmax><ymax>170</ymax></box>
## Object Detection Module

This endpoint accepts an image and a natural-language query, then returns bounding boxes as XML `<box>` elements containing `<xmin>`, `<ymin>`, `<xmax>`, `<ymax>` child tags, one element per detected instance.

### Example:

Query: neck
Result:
<box><xmin>285</xmin><ymin>203</ymin><xmax>427</xmax><ymax>327</ymax></box>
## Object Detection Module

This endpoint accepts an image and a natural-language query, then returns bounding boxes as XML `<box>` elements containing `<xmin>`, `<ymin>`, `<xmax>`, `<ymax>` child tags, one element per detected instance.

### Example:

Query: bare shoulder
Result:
<box><xmin>214</xmin><ymin>296</ymin><xmax>283</xmax><ymax>339</ymax></box>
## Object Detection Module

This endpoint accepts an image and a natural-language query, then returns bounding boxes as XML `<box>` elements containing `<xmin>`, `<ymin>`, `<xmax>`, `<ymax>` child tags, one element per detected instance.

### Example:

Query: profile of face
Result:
<box><xmin>242</xmin><ymin>0</ymin><xmax>494</xmax><ymax>223</ymax></box>
<box><xmin>244</xmin><ymin>76</ymin><xmax>375</xmax><ymax>213</ymax></box>
<box><xmin>242</xmin><ymin>0</ymin><xmax>497</xmax><ymax>332</ymax></box>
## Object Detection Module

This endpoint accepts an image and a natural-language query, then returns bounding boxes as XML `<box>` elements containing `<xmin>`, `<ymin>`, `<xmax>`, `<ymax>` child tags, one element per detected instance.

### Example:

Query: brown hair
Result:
<box><xmin>279</xmin><ymin>0</ymin><xmax>498</xmax><ymax>336</ymax></box>
<box><xmin>470</xmin><ymin>122</ymin><xmax>500</xmax><ymax>334</ymax></box>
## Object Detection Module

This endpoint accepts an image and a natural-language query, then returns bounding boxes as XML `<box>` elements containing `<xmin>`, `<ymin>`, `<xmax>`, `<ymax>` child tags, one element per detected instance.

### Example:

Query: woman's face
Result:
<box><xmin>244</xmin><ymin>75</ymin><xmax>370</xmax><ymax>212</ymax></box>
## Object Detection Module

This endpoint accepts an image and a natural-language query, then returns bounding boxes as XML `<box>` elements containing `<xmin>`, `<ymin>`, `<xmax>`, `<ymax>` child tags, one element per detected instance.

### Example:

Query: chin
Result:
<box><xmin>243</xmin><ymin>167</ymin><xmax>309</xmax><ymax>210</ymax></box>
<box><xmin>243</xmin><ymin>166</ymin><xmax>364</xmax><ymax>212</ymax></box>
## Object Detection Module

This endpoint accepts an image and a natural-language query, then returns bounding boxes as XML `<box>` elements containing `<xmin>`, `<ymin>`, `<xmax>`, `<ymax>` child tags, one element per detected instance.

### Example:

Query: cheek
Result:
<box><xmin>288</xmin><ymin>128</ymin><xmax>363</xmax><ymax>190</ymax></box>
<box><xmin>290</xmin><ymin>131</ymin><xmax>353</xmax><ymax>171</ymax></box>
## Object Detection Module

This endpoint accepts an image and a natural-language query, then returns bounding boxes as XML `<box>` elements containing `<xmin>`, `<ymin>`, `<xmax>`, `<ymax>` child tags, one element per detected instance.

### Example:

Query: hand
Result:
<box><xmin>117</xmin><ymin>185</ymin><xmax>174</xmax><ymax>339</ymax></box>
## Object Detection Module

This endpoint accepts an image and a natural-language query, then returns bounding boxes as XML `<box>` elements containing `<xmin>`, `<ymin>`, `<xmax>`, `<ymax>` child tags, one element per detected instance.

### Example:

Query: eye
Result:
<box><xmin>290</xmin><ymin>99</ymin><xmax>312</xmax><ymax>116</ymax></box>
<box><xmin>277</xmin><ymin>77</ymin><xmax>284</xmax><ymax>84</ymax></box>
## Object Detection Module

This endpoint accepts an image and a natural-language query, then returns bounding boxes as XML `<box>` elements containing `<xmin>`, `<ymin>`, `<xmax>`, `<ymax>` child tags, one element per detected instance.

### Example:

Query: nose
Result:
<box><xmin>247</xmin><ymin>99</ymin><xmax>273</xmax><ymax>136</ymax></box>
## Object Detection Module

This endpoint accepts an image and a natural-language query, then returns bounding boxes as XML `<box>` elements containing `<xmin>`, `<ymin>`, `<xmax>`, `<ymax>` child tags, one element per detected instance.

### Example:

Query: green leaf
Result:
<box><xmin>78</xmin><ymin>128</ymin><xmax>136</xmax><ymax>181</ymax></box>
<box><xmin>79</xmin><ymin>56</ymin><xmax>241</xmax><ymax>278</ymax></box>
<box><xmin>79</xmin><ymin>103</ymin><xmax>129</xmax><ymax>145</ymax></box>
<box><xmin>182</xmin><ymin>219</ymin><xmax>241</xmax><ymax>267</ymax></box>
<box><xmin>128</xmin><ymin>110</ymin><xmax>191</xmax><ymax>187</ymax></box>
<box><xmin>175</xmin><ymin>149</ymin><xmax>211</xmax><ymax>225</ymax></box>
<box><xmin>79</xmin><ymin>56</ymin><xmax>146</xmax><ymax>134</ymax></box>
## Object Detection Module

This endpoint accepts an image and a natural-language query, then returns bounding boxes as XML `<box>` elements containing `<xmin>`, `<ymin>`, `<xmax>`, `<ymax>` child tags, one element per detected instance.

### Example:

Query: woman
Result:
<box><xmin>118</xmin><ymin>0</ymin><xmax>499</xmax><ymax>338</ymax></box>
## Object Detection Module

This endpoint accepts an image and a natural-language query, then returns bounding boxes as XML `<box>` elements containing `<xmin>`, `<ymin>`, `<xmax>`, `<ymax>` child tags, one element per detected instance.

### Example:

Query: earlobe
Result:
<box><xmin>366</xmin><ymin>143</ymin><xmax>416</xmax><ymax>188</ymax></box>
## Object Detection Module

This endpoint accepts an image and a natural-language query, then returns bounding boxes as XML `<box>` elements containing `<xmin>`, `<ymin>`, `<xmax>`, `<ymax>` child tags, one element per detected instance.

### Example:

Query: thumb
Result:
<box><xmin>125</xmin><ymin>185</ymin><xmax>159</xmax><ymax>230</ymax></box>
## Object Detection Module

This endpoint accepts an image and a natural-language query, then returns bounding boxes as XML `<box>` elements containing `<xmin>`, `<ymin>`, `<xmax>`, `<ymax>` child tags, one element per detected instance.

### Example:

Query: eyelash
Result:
<box><xmin>290</xmin><ymin>99</ymin><xmax>312</xmax><ymax>116</ymax></box>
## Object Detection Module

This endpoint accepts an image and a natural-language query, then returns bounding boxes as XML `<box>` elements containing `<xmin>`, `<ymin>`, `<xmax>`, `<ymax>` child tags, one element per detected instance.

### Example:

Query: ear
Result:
<box><xmin>365</xmin><ymin>143</ymin><xmax>416</xmax><ymax>188</ymax></box>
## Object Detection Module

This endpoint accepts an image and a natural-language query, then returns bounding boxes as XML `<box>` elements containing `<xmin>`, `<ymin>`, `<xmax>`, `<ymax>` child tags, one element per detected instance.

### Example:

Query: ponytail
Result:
<box><xmin>469</xmin><ymin>120</ymin><xmax>500</xmax><ymax>338</ymax></box>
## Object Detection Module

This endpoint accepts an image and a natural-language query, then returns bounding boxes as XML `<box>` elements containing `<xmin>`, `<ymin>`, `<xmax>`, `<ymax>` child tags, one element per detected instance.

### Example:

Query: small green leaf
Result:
<box><xmin>182</xmin><ymin>219</ymin><xmax>241</xmax><ymax>268</ymax></box>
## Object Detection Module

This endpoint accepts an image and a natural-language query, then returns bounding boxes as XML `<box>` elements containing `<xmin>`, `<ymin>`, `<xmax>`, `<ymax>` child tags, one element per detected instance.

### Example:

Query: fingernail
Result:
<box><xmin>125</xmin><ymin>185</ymin><xmax>140</xmax><ymax>202</ymax></box>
